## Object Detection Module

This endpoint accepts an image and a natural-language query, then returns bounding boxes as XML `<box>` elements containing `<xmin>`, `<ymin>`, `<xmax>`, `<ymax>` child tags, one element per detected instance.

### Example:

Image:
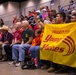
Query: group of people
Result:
<box><xmin>0</xmin><ymin>2</ymin><xmax>76</xmax><ymax>75</ymax></box>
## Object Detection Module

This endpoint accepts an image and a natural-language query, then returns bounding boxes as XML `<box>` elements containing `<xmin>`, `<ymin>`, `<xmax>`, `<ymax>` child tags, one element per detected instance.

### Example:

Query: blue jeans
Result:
<box><xmin>29</xmin><ymin>46</ymin><xmax>41</xmax><ymax>67</ymax></box>
<box><xmin>12</xmin><ymin>44</ymin><xmax>31</xmax><ymax>61</ymax></box>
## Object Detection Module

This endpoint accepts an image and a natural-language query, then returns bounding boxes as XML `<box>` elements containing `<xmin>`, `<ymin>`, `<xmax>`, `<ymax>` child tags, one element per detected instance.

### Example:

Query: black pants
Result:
<box><xmin>41</xmin><ymin>60</ymin><xmax>50</xmax><ymax>67</ymax></box>
<box><xmin>4</xmin><ymin>44</ymin><xmax>12</xmax><ymax>61</ymax></box>
<box><xmin>51</xmin><ymin>62</ymin><xmax>58</xmax><ymax>70</ymax></box>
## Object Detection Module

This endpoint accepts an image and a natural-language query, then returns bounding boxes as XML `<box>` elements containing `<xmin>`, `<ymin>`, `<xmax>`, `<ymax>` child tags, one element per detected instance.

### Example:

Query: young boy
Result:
<box><xmin>29</xmin><ymin>29</ymin><xmax>41</xmax><ymax>67</ymax></box>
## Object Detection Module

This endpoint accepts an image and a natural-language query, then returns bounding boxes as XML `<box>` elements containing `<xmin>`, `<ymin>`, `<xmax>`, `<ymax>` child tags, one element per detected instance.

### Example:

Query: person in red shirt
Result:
<box><xmin>46</xmin><ymin>6</ymin><xmax>50</xmax><ymax>13</ymax></box>
<box><xmin>12</xmin><ymin>22</ymin><xmax>22</xmax><ymax>45</ymax></box>
<box><xmin>28</xmin><ymin>11</ymin><xmax>33</xmax><ymax>17</ymax></box>
<box><xmin>33</xmin><ymin>9</ymin><xmax>36</xmax><ymax>15</ymax></box>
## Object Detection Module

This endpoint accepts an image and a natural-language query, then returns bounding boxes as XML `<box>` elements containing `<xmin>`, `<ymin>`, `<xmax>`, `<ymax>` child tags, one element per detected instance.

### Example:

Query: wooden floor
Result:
<box><xmin>0</xmin><ymin>62</ymin><xmax>68</xmax><ymax>75</ymax></box>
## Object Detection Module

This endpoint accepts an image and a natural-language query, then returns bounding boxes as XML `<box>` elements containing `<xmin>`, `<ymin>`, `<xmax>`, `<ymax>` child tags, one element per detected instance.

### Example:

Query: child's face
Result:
<box><xmin>35</xmin><ymin>31</ymin><xmax>39</xmax><ymax>37</ymax></box>
<box><xmin>51</xmin><ymin>19</ymin><xmax>56</xmax><ymax>24</ymax></box>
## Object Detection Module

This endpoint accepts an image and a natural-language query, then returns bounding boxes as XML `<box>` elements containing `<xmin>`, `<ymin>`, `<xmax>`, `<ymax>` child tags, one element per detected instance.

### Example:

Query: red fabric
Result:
<box><xmin>13</xmin><ymin>30</ymin><xmax>22</xmax><ymax>41</ymax></box>
<box><xmin>47</xmin><ymin>9</ymin><xmax>50</xmax><ymax>13</ymax></box>
<box><xmin>28</xmin><ymin>25</ymin><xmax>33</xmax><ymax>30</ymax></box>
<box><xmin>28</xmin><ymin>50</ymin><xmax>30</xmax><ymax>54</ymax></box>
<box><xmin>0</xmin><ymin>33</ymin><xmax>2</xmax><ymax>40</ymax></box>
<box><xmin>32</xmin><ymin>36</ymin><xmax>41</xmax><ymax>46</ymax></box>
<box><xmin>28</xmin><ymin>13</ymin><xmax>33</xmax><ymax>17</ymax></box>
<box><xmin>34</xmin><ymin>25</ymin><xmax>38</xmax><ymax>31</ymax></box>
<box><xmin>20</xmin><ymin>25</ymin><xmax>32</xmax><ymax>32</ymax></box>
<box><xmin>33</xmin><ymin>12</ymin><xmax>36</xmax><ymax>15</ymax></box>
<box><xmin>13</xmin><ymin>19</ymin><xmax>17</xmax><ymax>24</ymax></box>
<box><xmin>20</xmin><ymin>28</ymin><xmax>24</xmax><ymax>32</ymax></box>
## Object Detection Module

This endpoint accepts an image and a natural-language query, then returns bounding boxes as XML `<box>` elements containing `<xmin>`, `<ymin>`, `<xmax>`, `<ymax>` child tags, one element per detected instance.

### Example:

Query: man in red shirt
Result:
<box><xmin>12</xmin><ymin>22</ymin><xmax>22</xmax><ymax>45</ymax></box>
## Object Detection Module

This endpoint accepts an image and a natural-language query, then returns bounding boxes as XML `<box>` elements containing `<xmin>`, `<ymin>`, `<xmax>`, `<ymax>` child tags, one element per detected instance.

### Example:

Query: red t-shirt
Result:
<box><xmin>33</xmin><ymin>12</ymin><xmax>36</xmax><ymax>15</ymax></box>
<box><xmin>28</xmin><ymin>25</ymin><xmax>33</xmax><ymax>30</ymax></box>
<box><xmin>13</xmin><ymin>19</ymin><xmax>17</xmax><ymax>24</ymax></box>
<box><xmin>20</xmin><ymin>28</ymin><xmax>24</xmax><ymax>32</ymax></box>
<box><xmin>47</xmin><ymin>9</ymin><xmax>50</xmax><ymax>13</ymax></box>
<box><xmin>28</xmin><ymin>13</ymin><xmax>33</xmax><ymax>17</ymax></box>
<box><xmin>13</xmin><ymin>30</ymin><xmax>22</xmax><ymax>42</ymax></box>
<box><xmin>34</xmin><ymin>25</ymin><xmax>38</xmax><ymax>31</ymax></box>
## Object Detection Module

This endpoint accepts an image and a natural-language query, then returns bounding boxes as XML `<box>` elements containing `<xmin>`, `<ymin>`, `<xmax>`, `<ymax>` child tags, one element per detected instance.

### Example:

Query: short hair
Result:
<box><xmin>36</xmin><ymin>29</ymin><xmax>41</xmax><ymax>34</ymax></box>
<box><xmin>57</xmin><ymin>12</ymin><xmax>66</xmax><ymax>21</ymax></box>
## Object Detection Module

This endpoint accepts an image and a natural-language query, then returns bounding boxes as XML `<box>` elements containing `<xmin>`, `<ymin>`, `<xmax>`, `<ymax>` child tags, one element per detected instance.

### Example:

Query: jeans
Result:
<box><xmin>19</xmin><ymin>44</ymin><xmax>31</xmax><ymax>61</ymax></box>
<box><xmin>29</xmin><ymin>46</ymin><xmax>41</xmax><ymax>67</ymax></box>
<box><xmin>12</xmin><ymin>44</ymin><xmax>31</xmax><ymax>61</ymax></box>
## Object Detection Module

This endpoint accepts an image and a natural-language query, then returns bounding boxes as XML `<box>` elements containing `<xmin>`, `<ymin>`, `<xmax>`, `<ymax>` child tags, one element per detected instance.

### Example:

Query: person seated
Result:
<box><xmin>0</xmin><ymin>25</ymin><xmax>13</xmax><ymax>61</ymax></box>
<box><xmin>10</xmin><ymin>21</ymin><xmax>34</xmax><ymax>67</ymax></box>
<box><xmin>29</xmin><ymin>29</ymin><xmax>41</xmax><ymax>68</ymax></box>
<box><xmin>15</xmin><ymin>29</ymin><xmax>41</xmax><ymax>68</ymax></box>
<box><xmin>6</xmin><ymin>22</ymin><xmax>22</xmax><ymax>62</ymax></box>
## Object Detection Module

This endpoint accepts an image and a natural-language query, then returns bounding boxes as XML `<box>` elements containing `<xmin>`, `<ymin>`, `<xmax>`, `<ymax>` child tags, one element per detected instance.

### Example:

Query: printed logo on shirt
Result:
<box><xmin>26</xmin><ymin>34</ymin><xmax>28</xmax><ymax>37</ymax></box>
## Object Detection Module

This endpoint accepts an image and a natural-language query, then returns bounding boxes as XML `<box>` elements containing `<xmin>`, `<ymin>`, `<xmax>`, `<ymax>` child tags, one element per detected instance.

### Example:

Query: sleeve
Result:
<box><xmin>17</xmin><ymin>32</ymin><xmax>22</xmax><ymax>41</ymax></box>
<box><xmin>28</xmin><ymin>29</ymin><xmax>34</xmax><ymax>37</ymax></box>
<box><xmin>21</xmin><ymin>31</ymin><xmax>24</xmax><ymax>39</ymax></box>
<box><xmin>32</xmin><ymin>36</ymin><xmax>41</xmax><ymax>46</ymax></box>
<box><xmin>32</xmin><ymin>39</ymin><xmax>36</xmax><ymax>46</ymax></box>
<box><xmin>6</xmin><ymin>33</ymin><xmax>13</xmax><ymax>44</ymax></box>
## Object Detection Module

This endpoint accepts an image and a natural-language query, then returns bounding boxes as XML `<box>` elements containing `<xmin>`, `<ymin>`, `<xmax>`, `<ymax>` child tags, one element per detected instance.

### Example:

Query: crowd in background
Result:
<box><xmin>0</xmin><ymin>0</ymin><xmax>76</xmax><ymax>75</ymax></box>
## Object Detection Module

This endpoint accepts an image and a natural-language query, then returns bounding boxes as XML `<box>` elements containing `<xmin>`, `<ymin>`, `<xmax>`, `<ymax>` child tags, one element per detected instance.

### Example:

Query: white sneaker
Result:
<box><xmin>8</xmin><ymin>61</ymin><xmax>14</xmax><ymax>65</ymax></box>
<box><xmin>15</xmin><ymin>62</ymin><xmax>21</xmax><ymax>67</ymax></box>
<box><xmin>8</xmin><ymin>60</ymin><xmax>17</xmax><ymax>65</ymax></box>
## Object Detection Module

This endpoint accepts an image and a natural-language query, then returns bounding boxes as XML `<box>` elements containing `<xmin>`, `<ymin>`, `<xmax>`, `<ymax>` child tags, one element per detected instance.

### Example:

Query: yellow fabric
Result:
<box><xmin>40</xmin><ymin>22</ymin><xmax>76</xmax><ymax>68</ymax></box>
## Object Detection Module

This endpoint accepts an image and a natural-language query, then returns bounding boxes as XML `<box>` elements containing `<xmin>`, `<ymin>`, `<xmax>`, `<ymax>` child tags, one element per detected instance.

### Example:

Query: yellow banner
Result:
<box><xmin>40</xmin><ymin>22</ymin><xmax>76</xmax><ymax>68</ymax></box>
